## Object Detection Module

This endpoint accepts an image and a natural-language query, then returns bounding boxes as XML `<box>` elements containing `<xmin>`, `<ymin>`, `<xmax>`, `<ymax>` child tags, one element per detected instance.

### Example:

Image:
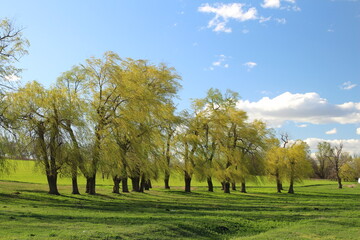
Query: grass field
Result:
<box><xmin>0</xmin><ymin>160</ymin><xmax>359</xmax><ymax>240</ymax></box>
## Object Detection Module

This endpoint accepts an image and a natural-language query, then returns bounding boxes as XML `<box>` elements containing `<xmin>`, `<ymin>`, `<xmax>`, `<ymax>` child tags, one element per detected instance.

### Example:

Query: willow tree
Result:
<box><xmin>70</xmin><ymin>52</ymin><xmax>127</xmax><ymax>195</ymax></box>
<box><xmin>6</xmin><ymin>82</ymin><xmax>68</xmax><ymax>195</ymax></box>
<box><xmin>206</xmin><ymin>90</ymin><xmax>248</xmax><ymax>194</ymax></box>
<box><xmin>285</xmin><ymin>140</ymin><xmax>313</xmax><ymax>194</ymax></box>
<box><xmin>56</xmin><ymin>66</ymin><xmax>89</xmax><ymax>194</ymax></box>
<box><xmin>173</xmin><ymin>112</ymin><xmax>201</xmax><ymax>193</ymax></box>
<box><xmin>266</xmin><ymin>139</ymin><xmax>287</xmax><ymax>193</ymax></box>
<box><xmin>158</xmin><ymin>111</ymin><xmax>180</xmax><ymax>189</ymax></box>
<box><xmin>191</xmin><ymin>88</ymin><xmax>222</xmax><ymax>192</ymax></box>
<box><xmin>102</xmin><ymin>58</ymin><xmax>180</xmax><ymax>193</ymax></box>
<box><xmin>0</xmin><ymin>18</ymin><xmax>29</xmax><ymax>93</ymax></box>
<box><xmin>0</xmin><ymin>18</ymin><xmax>29</xmax><ymax>175</ymax></box>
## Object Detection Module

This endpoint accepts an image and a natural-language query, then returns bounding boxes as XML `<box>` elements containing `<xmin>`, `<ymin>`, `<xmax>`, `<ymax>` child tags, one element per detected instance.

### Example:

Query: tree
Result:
<box><xmin>78</xmin><ymin>52</ymin><xmax>126</xmax><ymax>195</ymax></box>
<box><xmin>315</xmin><ymin>142</ymin><xmax>332</xmax><ymax>179</ymax></box>
<box><xmin>285</xmin><ymin>140</ymin><xmax>313</xmax><ymax>194</ymax></box>
<box><xmin>191</xmin><ymin>89</ymin><xmax>221</xmax><ymax>192</ymax></box>
<box><xmin>211</xmin><ymin>90</ymin><xmax>248</xmax><ymax>194</ymax></box>
<box><xmin>174</xmin><ymin>113</ymin><xmax>199</xmax><ymax>193</ymax></box>
<box><xmin>104</xmin><ymin>58</ymin><xmax>180</xmax><ymax>193</ymax></box>
<box><xmin>0</xmin><ymin>18</ymin><xmax>29</xmax><ymax>92</ymax></box>
<box><xmin>266</xmin><ymin>141</ymin><xmax>287</xmax><ymax>193</ymax></box>
<box><xmin>317</xmin><ymin>142</ymin><xmax>347</xmax><ymax>189</ymax></box>
<box><xmin>6</xmin><ymin>82</ymin><xmax>67</xmax><ymax>195</ymax></box>
<box><xmin>0</xmin><ymin>18</ymin><xmax>29</xmax><ymax>176</ymax></box>
<box><xmin>340</xmin><ymin>155</ymin><xmax>357</xmax><ymax>182</ymax></box>
<box><xmin>56</xmin><ymin>66</ymin><xmax>89</xmax><ymax>194</ymax></box>
<box><xmin>234</xmin><ymin>120</ymin><xmax>269</xmax><ymax>193</ymax></box>
<box><xmin>158</xmin><ymin>112</ymin><xmax>180</xmax><ymax>189</ymax></box>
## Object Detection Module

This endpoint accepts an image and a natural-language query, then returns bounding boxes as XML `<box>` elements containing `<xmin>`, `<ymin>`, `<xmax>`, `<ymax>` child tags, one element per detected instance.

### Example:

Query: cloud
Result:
<box><xmin>275</xmin><ymin>18</ymin><xmax>287</xmax><ymax>24</ymax></box>
<box><xmin>297</xmin><ymin>124</ymin><xmax>308</xmax><ymax>128</ymax></box>
<box><xmin>243</xmin><ymin>61</ymin><xmax>257</xmax><ymax>70</ymax></box>
<box><xmin>208</xmin><ymin>54</ymin><xmax>230</xmax><ymax>70</ymax></box>
<box><xmin>262</xmin><ymin>0</ymin><xmax>281</xmax><ymax>8</ymax></box>
<box><xmin>198</xmin><ymin>3</ymin><xmax>258</xmax><ymax>33</ymax></box>
<box><xmin>325</xmin><ymin>128</ymin><xmax>337</xmax><ymax>135</ymax></box>
<box><xmin>260</xmin><ymin>90</ymin><xmax>272</xmax><ymax>95</ymax></box>
<box><xmin>259</xmin><ymin>16</ymin><xmax>272</xmax><ymax>23</ymax></box>
<box><xmin>341</xmin><ymin>81</ymin><xmax>357</xmax><ymax>90</ymax></box>
<box><xmin>242</xmin><ymin>29</ymin><xmax>250</xmax><ymax>34</ymax></box>
<box><xmin>236</xmin><ymin>92</ymin><xmax>360</xmax><ymax>127</ymax></box>
<box><xmin>357</xmin><ymin>128</ymin><xmax>360</xmax><ymax>135</ymax></box>
<box><xmin>4</xmin><ymin>74</ymin><xmax>20</xmax><ymax>82</ymax></box>
<box><xmin>304</xmin><ymin>138</ymin><xmax>360</xmax><ymax>156</ymax></box>
<box><xmin>261</xmin><ymin>0</ymin><xmax>300</xmax><ymax>11</ymax></box>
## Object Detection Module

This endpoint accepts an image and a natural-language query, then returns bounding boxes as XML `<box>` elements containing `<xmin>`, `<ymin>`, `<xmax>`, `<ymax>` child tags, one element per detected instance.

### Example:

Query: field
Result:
<box><xmin>0</xmin><ymin>160</ymin><xmax>359</xmax><ymax>240</ymax></box>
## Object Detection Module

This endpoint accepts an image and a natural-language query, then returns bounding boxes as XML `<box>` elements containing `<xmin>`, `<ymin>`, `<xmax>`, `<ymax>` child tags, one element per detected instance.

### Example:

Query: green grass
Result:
<box><xmin>0</xmin><ymin>160</ymin><xmax>359</xmax><ymax>240</ymax></box>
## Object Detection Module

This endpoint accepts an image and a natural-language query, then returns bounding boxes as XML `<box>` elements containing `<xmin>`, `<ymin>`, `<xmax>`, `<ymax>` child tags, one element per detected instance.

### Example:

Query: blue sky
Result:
<box><xmin>1</xmin><ymin>0</ymin><xmax>359</xmax><ymax>154</ymax></box>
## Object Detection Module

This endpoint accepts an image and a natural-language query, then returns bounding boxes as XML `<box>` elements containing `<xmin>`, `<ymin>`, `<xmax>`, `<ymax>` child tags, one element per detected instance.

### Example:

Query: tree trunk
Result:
<box><xmin>207</xmin><ymin>177</ymin><xmax>213</xmax><ymax>192</ymax></box>
<box><xmin>288</xmin><ymin>180</ymin><xmax>294</xmax><ymax>194</ymax></box>
<box><xmin>221</xmin><ymin>182</ymin><xmax>225</xmax><ymax>190</ymax></box>
<box><xmin>276</xmin><ymin>179</ymin><xmax>282</xmax><ymax>193</ymax></box>
<box><xmin>122</xmin><ymin>177</ymin><xmax>129</xmax><ymax>192</ymax></box>
<box><xmin>71</xmin><ymin>175</ymin><xmax>80</xmax><ymax>194</ymax></box>
<box><xmin>224</xmin><ymin>182</ymin><xmax>230</xmax><ymax>193</ymax></box>
<box><xmin>231</xmin><ymin>182</ymin><xmax>236</xmax><ymax>191</ymax></box>
<box><xmin>241</xmin><ymin>182</ymin><xmax>246</xmax><ymax>193</ymax></box>
<box><xmin>144</xmin><ymin>179</ymin><xmax>150</xmax><ymax>191</ymax></box>
<box><xmin>337</xmin><ymin>174</ymin><xmax>343</xmax><ymax>189</ymax></box>
<box><xmin>112</xmin><ymin>176</ymin><xmax>121</xmax><ymax>194</ymax></box>
<box><xmin>139</xmin><ymin>175</ymin><xmax>145</xmax><ymax>193</ymax></box>
<box><xmin>85</xmin><ymin>177</ymin><xmax>89</xmax><ymax>193</ymax></box>
<box><xmin>86</xmin><ymin>175</ymin><xmax>96</xmax><ymax>195</ymax></box>
<box><xmin>47</xmin><ymin>174</ymin><xmax>60</xmax><ymax>195</ymax></box>
<box><xmin>148</xmin><ymin>179</ymin><xmax>152</xmax><ymax>189</ymax></box>
<box><xmin>184</xmin><ymin>172</ymin><xmax>192</xmax><ymax>193</ymax></box>
<box><xmin>131</xmin><ymin>177</ymin><xmax>140</xmax><ymax>192</ymax></box>
<box><xmin>164</xmin><ymin>171</ymin><xmax>170</xmax><ymax>189</ymax></box>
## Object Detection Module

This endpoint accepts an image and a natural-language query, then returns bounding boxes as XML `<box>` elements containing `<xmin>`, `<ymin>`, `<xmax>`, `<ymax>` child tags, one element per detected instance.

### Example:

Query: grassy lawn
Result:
<box><xmin>0</xmin><ymin>160</ymin><xmax>359</xmax><ymax>240</ymax></box>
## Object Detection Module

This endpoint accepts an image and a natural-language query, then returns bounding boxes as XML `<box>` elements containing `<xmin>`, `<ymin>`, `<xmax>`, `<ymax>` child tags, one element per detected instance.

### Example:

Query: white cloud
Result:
<box><xmin>341</xmin><ymin>81</ymin><xmax>357</xmax><ymax>90</ymax></box>
<box><xmin>262</xmin><ymin>0</ymin><xmax>281</xmax><ymax>8</ymax></box>
<box><xmin>198</xmin><ymin>3</ymin><xmax>258</xmax><ymax>33</ymax></box>
<box><xmin>304</xmin><ymin>138</ymin><xmax>360</xmax><ymax>156</ymax></box>
<box><xmin>275</xmin><ymin>18</ymin><xmax>287</xmax><ymax>24</ymax></box>
<box><xmin>259</xmin><ymin>16</ymin><xmax>272</xmax><ymax>23</ymax></box>
<box><xmin>357</xmin><ymin>128</ymin><xmax>360</xmax><ymax>135</ymax></box>
<box><xmin>327</xmin><ymin>28</ymin><xmax>335</xmax><ymax>33</ymax></box>
<box><xmin>260</xmin><ymin>90</ymin><xmax>272</xmax><ymax>95</ymax></box>
<box><xmin>291</xmin><ymin>6</ymin><xmax>301</xmax><ymax>11</ymax></box>
<box><xmin>325</xmin><ymin>128</ymin><xmax>337</xmax><ymax>135</ymax></box>
<box><xmin>208</xmin><ymin>54</ymin><xmax>229</xmax><ymax>70</ymax></box>
<box><xmin>261</xmin><ymin>0</ymin><xmax>300</xmax><ymax>11</ymax></box>
<box><xmin>242</xmin><ymin>29</ymin><xmax>250</xmax><ymax>34</ymax></box>
<box><xmin>297</xmin><ymin>124</ymin><xmax>308</xmax><ymax>128</ymax></box>
<box><xmin>4</xmin><ymin>74</ymin><xmax>20</xmax><ymax>82</ymax></box>
<box><xmin>236</xmin><ymin>92</ymin><xmax>360</xmax><ymax>127</ymax></box>
<box><xmin>243</xmin><ymin>61</ymin><xmax>257</xmax><ymax>70</ymax></box>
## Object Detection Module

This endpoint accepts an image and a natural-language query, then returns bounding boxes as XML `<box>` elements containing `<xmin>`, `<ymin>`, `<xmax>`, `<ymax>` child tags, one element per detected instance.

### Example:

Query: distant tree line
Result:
<box><xmin>0</xmin><ymin>18</ymin><xmax>359</xmax><ymax>196</ymax></box>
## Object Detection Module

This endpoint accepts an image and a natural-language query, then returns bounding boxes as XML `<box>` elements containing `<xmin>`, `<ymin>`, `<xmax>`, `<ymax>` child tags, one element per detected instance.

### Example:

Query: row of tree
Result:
<box><xmin>0</xmin><ymin>19</ymin><xmax>358</xmax><ymax>196</ymax></box>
